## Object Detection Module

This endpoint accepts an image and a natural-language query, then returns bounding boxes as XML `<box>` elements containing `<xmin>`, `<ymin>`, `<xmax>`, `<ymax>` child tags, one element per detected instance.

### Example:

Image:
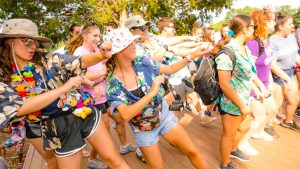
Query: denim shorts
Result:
<box><xmin>132</xmin><ymin>99</ymin><xmax>178</xmax><ymax>147</ymax></box>
<box><xmin>273</xmin><ymin>68</ymin><xmax>295</xmax><ymax>85</ymax></box>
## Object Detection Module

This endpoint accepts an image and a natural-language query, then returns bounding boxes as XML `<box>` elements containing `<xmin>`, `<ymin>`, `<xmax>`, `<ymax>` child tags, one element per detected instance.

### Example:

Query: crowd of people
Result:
<box><xmin>0</xmin><ymin>6</ymin><xmax>300</xmax><ymax>169</ymax></box>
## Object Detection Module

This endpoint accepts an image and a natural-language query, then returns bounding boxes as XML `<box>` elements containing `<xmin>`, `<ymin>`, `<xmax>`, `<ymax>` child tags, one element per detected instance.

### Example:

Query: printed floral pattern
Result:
<box><xmin>215</xmin><ymin>39</ymin><xmax>256</xmax><ymax>115</ymax></box>
<box><xmin>106</xmin><ymin>55</ymin><xmax>165</xmax><ymax>131</ymax></box>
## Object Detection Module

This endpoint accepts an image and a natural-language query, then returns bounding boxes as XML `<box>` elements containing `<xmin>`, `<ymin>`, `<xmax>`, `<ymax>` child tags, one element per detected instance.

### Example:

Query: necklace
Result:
<box><xmin>11</xmin><ymin>61</ymin><xmax>42</xmax><ymax>121</ymax></box>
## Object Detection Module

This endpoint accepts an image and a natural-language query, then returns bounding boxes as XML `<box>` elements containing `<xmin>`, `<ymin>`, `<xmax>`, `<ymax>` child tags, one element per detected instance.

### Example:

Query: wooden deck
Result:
<box><xmin>22</xmin><ymin>112</ymin><xmax>300</xmax><ymax>169</ymax></box>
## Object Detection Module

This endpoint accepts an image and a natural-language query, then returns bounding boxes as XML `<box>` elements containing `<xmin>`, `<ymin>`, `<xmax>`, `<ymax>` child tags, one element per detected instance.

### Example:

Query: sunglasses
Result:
<box><xmin>131</xmin><ymin>25</ymin><xmax>149</xmax><ymax>31</ymax></box>
<box><xmin>21</xmin><ymin>38</ymin><xmax>39</xmax><ymax>47</ymax></box>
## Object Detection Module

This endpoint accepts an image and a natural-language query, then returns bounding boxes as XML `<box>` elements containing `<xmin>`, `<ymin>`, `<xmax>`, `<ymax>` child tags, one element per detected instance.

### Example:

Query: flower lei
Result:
<box><xmin>11</xmin><ymin>62</ymin><xmax>41</xmax><ymax>121</ymax></box>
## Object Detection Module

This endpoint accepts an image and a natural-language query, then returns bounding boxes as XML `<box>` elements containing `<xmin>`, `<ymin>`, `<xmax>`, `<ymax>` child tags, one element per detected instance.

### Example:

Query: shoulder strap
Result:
<box><xmin>219</xmin><ymin>47</ymin><xmax>236</xmax><ymax>74</ymax></box>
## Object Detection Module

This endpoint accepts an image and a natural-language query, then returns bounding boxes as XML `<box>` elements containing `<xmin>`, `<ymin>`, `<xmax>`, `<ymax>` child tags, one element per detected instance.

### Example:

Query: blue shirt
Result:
<box><xmin>106</xmin><ymin>55</ymin><xmax>165</xmax><ymax>131</ymax></box>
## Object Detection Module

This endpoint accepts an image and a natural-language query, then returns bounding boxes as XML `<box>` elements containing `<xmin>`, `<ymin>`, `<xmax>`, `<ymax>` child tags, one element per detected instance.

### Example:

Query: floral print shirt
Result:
<box><xmin>215</xmin><ymin>39</ymin><xmax>256</xmax><ymax>116</ymax></box>
<box><xmin>0</xmin><ymin>82</ymin><xmax>23</xmax><ymax>129</ymax></box>
<box><xmin>1</xmin><ymin>52</ymin><xmax>85</xmax><ymax>149</ymax></box>
<box><xmin>106</xmin><ymin>55</ymin><xmax>165</xmax><ymax>132</ymax></box>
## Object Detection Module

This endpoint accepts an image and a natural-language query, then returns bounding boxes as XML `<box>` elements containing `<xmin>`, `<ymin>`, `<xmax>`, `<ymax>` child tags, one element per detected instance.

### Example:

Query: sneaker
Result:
<box><xmin>251</xmin><ymin>131</ymin><xmax>273</xmax><ymax>141</ymax></box>
<box><xmin>184</xmin><ymin>103</ymin><xmax>192</xmax><ymax>112</ymax></box>
<box><xmin>135</xmin><ymin>148</ymin><xmax>146</xmax><ymax>163</ymax></box>
<box><xmin>204</xmin><ymin>111</ymin><xmax>212</xmax><ymax>116</ymax></box>
<box><xmin>87</xmin><ymin>159</ymin><xmax>108</xmax><ymax>169</ymax></box>
<box><xmin>199</xmin><ymin>113</ymin><xmax>217</xmax><ymax>126</ymax></box>
<box><xmin>273</xmin><ymin>117</ymin><xmax>283</xmax><ymax>124</ymax></box>
<box><xmin>119</xmin><ymin>143</ymin><xmax>137</xmax><ymax>155</ymax></box>
<box><xmin>264</xmin><ymin>126</ymin><xmax>280</xmax><ymax>138</ymax></box>
<box><xmin>230</xmin><ymin>149</ymin><xmax>250</xmax><ymax>161</ymax></box>
<box><xmin>280</xmin><ymin>120</ymin><xmax>300</xmax><ymax>132</ymax></box>
<box><xmin>219</xmin><ymin>162</ymin><xmax>236</xmax><ymax>169</ymax></box>
<box><xmin>238</xmin><ymin>142</ymin><xmax>259</xmax><ymax>156</ymax></box>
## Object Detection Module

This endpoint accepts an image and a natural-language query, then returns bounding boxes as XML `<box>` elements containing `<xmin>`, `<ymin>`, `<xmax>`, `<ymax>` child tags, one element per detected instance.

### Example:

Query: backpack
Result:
<box><xmin>193</xmin><ymin>47</ymin><xmax>236</xmax><ymax>105</ymax></box>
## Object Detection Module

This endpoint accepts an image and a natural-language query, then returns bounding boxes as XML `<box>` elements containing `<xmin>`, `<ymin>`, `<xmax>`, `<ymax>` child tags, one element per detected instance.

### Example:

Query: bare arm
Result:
<box><xmin>218</xmin><ymin>70</ymin><xmax>250</xmax><ymax>115</ymax></box>
<box><xmin>115</xmin><ymin>76</ymin><xmax>164</xmax><ymax>121</ymax></box>
<box><xmin>270</xmin><ymin>60</ymin><xmax>291</xmax><ymax>82</ymax></box>
<box><xmin>296</xmin><ymin>54</ymin><xmax>300</xmax><ymax>65</ymax></box>
<box><xmin>159</xmin><ymin>44</ymin><xmax>211</xmax><ymax>74</ymax></box>
<box><xmin>16</xmin><ymin>76</ymin><xmax>83</xmax><ymax>116</ymax></box>
<box><xmin>85</xmin><ymin>71</ymin><xmax>106</xmax><ymax>81</ymax></box>
<box><xmin>81</xmin><ymin>42</ymin><xmax>112</xmax><ymax>69</ymax></box>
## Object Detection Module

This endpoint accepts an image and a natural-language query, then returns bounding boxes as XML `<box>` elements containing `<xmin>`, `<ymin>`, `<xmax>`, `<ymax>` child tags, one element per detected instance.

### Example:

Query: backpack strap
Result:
<box><xmin>219</xmin><ymin>47</ymin><xmax>237</xmax><ymax>74</ymax></box>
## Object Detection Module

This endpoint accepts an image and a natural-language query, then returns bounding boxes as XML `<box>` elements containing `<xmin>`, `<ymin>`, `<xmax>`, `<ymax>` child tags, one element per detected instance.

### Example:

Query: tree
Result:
<box><xmin>293</xmin><ymin>7</ymin><xmax>300</xmax><ymax>27</ymax></box>
<box><xmin>0</xmin><ymin>0</ymin><xmax>234</xmax><ymax>45</ymax></box>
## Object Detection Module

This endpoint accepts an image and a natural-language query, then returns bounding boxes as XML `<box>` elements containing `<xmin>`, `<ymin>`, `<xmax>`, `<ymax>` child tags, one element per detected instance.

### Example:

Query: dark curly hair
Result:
<box><xmin>0</xmin><ymin>38</ymin><xmax>43</xmax><ymax>84</ymax></box>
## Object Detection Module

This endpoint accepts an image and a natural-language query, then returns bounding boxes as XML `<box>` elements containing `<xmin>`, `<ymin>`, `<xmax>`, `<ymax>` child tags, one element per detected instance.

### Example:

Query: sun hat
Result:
<box><xmin>0</xmin><ymin>19</ymin><xmax>53</xmax><ymax>48</ymax></box>
<box><xmin>124</xmin><ymin>15</ymin><xmax>151</xmax><ymax>30</ymax></box>
<box><xmin>103</xmin><ymin>28</ymin><xmax>140</xmax><ymax>55</ymax></box>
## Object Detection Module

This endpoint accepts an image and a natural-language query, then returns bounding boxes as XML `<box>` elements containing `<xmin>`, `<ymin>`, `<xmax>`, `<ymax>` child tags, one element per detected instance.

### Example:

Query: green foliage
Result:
<box><xmin>0</xmin><ymin>0</ymin><xmax>233</xmax><ymax>46</ymax></box>
<box><xmin>293</xmin><ymin>7</ymin><xmax>300</xmax><ymax>27</ymax></box>
<box><xmin>211</xmin><ymin>5</ymin><xmax>300</xmax><ymax>31</ymax></box>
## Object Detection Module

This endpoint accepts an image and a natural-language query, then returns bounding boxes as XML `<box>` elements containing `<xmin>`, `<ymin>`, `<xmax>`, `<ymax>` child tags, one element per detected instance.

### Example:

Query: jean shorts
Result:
<box><xmin>132</xmin><ymin>99</ymin><xmax>178</xmax><ymax>147</ymax></box>
<box><xmin>273</xmin><ymin>68</ymin><xmax>295</xmax><ymax>85</ymax></box>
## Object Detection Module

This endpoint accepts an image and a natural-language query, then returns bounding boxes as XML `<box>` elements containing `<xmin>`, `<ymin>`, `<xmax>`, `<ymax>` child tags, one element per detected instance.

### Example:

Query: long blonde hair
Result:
<box><xmin>67</xmin><ymin>22</ymin><xmax>99</xmax><ymax>55</ymax></box>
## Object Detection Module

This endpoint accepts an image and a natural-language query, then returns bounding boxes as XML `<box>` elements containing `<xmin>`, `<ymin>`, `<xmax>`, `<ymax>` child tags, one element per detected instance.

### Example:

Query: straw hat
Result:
<box><xmin>0</xmin><ymin>19</ymin><xmax>53</xmax><ymax>48</ymax></box>
<box><xmin>103</xmin><ymin>28</ymin><xmax>140</xmax><ymax>55</ymax></box>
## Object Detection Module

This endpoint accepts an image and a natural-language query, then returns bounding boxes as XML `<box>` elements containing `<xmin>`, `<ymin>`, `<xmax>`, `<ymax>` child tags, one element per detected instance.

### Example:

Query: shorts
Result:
<box><xmin>25</xmin><ymin>122</ymin><xmax>41</xmax><ymax>139</ymax></box>
<box><xmin>132</xmin><ymin>99</ymin><xmax>178</xmax><ymax>147</ymax></box>
<box><xmin>42</xmin><ymin>107</ymin><xmax>100</xmax><ymax>157</ymax></box>
<box><xmin>171</xmin><ymin>78</ymin><xmax>194</xmax><ymax>100</ymax></box>
<box><xmin>219</xmin><ymin>109</ymin><xmax>240</xmax><ymax>116</ymax></box>
<box><xmin>94</xmin><ymin>102</ymin><xmax>109</xmax><ymax>114</ymax></box>
<box><xmin>273</xmin><ymin>69</ymin><xmax>295</xmax><ymax>85</ymax></box>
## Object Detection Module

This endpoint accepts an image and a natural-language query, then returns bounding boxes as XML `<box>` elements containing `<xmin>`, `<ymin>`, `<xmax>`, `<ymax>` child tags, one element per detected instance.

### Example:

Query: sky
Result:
<box><xmin>212</xmin><ymin>0</ymin><xmax>300</xmax><ymax>23</ymax></box>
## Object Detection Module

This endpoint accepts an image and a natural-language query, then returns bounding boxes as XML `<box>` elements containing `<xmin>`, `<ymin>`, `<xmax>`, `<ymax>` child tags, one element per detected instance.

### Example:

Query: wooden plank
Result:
<box><xmin>22</xmin><ymin>115</ymin><xmax>300</xmax><ymax>169</ymax></box>
<box><xmin>22</xmin><ymin>144</ymin><xmax>35</xmax><ymax>169</ymax></box>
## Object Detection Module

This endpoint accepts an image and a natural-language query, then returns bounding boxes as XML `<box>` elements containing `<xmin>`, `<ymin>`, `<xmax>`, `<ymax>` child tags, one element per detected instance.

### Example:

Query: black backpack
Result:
<box><xmin>193</xmin><ymin>47</ymin><xmax>236</xmax><ymax>105</ymax></box>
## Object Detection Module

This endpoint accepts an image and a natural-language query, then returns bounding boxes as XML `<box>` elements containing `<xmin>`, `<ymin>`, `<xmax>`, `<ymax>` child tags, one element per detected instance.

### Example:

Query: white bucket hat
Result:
<box><xmin>0</xmin><ymin>19</ymin><xmax>53</xmax><ymax>48</ymax></box>
<box><xmin>103</xmin><ymin>28</ymin><xmax>140</xmax><ymax>55</ymax></box>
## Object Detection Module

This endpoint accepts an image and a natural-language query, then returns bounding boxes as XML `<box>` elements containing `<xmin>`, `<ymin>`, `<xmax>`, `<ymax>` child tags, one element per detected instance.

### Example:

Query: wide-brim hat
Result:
<box><xmin>0</xmin><ymin>19</ymin><xmax>53</xmax><ymax>48</ymax></box>
<box><xmin>103</xmin><ymin>28</ymin><xmax>140</xmax><ymax>55</ymax></box>
<box><xmin>125</xmin><ymin>15</ymin><xmax>151</xmax><ymax>30</ymax></box>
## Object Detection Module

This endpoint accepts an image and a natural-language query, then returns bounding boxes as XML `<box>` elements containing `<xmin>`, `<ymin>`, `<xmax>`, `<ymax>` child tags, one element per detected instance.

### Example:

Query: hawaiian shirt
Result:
<box><xmin>0</xmin><ymin>82</ymin><xmax>23</xmax><ymax>129</ymax></box>
<box><xmin>215</xmin><ymin>39</ymin><xmax>256</xmax><ymax>116</ymax></box>
<box><xmin>1</xmin><ymin>52</ymin><xmax>85</xmax><ymax>149</ymax></box>
<box><xmin>106</xmin><ymin>55</ymin><xmax>165</xmax><ymax>132</ymax></box>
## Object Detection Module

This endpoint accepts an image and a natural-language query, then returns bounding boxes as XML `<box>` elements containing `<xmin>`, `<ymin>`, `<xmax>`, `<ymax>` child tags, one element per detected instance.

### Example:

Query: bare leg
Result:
<box><xmin>56</xmin><ymin>150</ymin><xmax>82</xmax><ymax>169</ymax></box>
<box><xmin>139</xmin><ymin>143</ymin><xmax>164</xmax><ymax>169</ymax></box>
<box><xmin>29</xmin><ymin>138</ymin><xmax>57</xmax><ymax>169</ymax></box>
<box><xmin>163</xmin><ymin>124</ymin><xmax>205</xmax><ymax>169</ymax></box>
<box><xmin>87</xmin><ymin>121</ymin><xmax>129</xmax><ymax>169</ymax></box>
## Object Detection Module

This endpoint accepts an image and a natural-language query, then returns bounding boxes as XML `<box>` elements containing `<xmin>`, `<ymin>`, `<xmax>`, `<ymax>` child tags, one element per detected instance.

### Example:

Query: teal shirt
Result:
<box><xmin>215</xmin><ymin>39</ymin><xmax>256</xmax><ymax>115</ymax></box>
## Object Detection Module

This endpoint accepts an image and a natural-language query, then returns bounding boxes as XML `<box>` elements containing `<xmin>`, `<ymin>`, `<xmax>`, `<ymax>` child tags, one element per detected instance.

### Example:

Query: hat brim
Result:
<box><xmin>112</xmin><ymin>35</ymin><xmax>141</xmax><ymax>55</ymax></box>
<box><xmin>129</xmin><ymin>21</ymin><xmax>151</xmax><ymax>29</ymax></box>
<box><xmin>0</xmin><ymin>34</ymin><xmax>53</xmax><ymax>48</ymax></box>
